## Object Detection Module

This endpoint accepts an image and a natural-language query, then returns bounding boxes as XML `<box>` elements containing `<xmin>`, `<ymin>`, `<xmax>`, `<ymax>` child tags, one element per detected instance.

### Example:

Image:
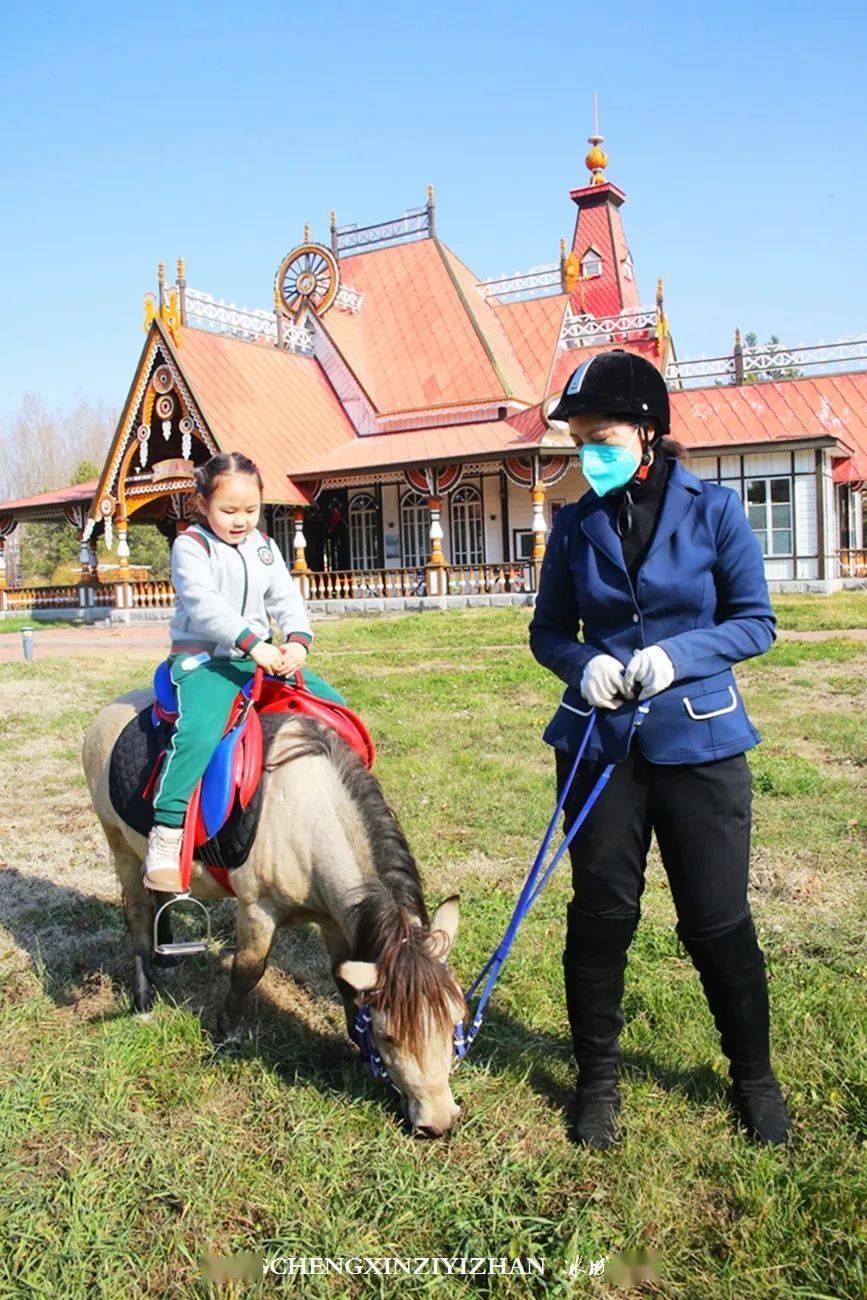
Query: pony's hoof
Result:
<box><xmin>153</xmin><ymin>951</ymin><xmax>183</xmax><ymax>972</ymax></box>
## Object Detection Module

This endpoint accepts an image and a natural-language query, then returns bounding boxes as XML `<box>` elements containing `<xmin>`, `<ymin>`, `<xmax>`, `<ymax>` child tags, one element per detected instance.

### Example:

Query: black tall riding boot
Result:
<box><xmin>677</xmin><ymin>914</ymin><xmax>792</xmax><ymax>1145</ymax></box>
<box><xmin>563</xmin><ymin>910</ymin><xmax>637</xmax><ymax>1149</ymax></box>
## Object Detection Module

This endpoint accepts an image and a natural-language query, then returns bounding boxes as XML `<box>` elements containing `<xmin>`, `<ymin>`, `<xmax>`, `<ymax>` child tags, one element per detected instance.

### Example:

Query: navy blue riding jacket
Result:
<box><xmin>529</xmin><ymin>458</ymin><xmax>776</xmax><ymax>764</ymax></box>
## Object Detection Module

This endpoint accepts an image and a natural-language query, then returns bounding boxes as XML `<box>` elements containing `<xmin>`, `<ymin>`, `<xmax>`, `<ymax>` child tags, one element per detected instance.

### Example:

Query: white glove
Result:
<box><xmin>580</xmin><ymin>654</ymin><xmax>627</xmax><ymax>710</ymax></box>
<box><xmin>623</xmin><ymin>645</ymin><xmax>675</xmax><ymax>700</ymax></box>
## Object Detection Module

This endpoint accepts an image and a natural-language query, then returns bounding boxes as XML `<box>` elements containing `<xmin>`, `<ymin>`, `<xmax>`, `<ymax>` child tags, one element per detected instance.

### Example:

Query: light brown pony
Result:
<box><xmin>82</xmin><ymin>688</ymin><xmax>465</xmax><ymax>1136</ymax></box>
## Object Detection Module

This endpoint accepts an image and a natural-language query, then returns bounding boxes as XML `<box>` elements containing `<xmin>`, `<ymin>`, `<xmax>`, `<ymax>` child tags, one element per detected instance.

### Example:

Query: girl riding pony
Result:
<box><xmin>143</xmin><ymin>452</ymin><xmax>314</xmax><ymax>892</ymax></box>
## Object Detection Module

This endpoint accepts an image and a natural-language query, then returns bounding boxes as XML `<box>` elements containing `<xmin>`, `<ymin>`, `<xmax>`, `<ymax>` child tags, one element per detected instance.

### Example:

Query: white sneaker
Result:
<box><xmin>142</xmin><ymin>824</ymin><xmax>185</xmax><ymax>892</ymax></box>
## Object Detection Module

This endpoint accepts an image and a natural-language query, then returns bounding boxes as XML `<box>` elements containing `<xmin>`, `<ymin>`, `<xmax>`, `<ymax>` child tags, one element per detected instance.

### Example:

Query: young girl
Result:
<box><xmin>143</xmin><ymin>452</ymin><xmax>314</xmax><ymax>892</ymax></box>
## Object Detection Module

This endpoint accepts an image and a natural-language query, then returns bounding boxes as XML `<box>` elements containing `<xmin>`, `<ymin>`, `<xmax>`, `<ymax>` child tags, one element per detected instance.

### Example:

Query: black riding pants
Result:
<box><xmin>555</xmin><ymin>735</ymin><xmax>754</xmax><ymax>966</ymax></box>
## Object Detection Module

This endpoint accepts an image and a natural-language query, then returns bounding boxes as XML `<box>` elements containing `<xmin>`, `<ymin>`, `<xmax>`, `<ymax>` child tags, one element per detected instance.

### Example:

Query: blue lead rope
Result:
<box><xmin>352</xmin><ymin>702</ymin><xmax>651</xmax><ymax>1089</ymax></box>
<box><xmin>452</xmin><ymin>701</ymin><xmax>651</xmax><ymax>1062</ymax></box>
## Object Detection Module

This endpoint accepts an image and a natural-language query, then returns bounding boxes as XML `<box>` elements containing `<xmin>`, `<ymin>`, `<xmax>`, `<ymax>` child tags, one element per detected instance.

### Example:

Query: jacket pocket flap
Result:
<box><xmin>682</xmin><ymin>685</ymin><xmax>738</xmax><ymax>720</ymax></box>
<box><xmin>559</xmin><ymin>688</ymin><xmax>593</xmax><ymax>717</ymax></box>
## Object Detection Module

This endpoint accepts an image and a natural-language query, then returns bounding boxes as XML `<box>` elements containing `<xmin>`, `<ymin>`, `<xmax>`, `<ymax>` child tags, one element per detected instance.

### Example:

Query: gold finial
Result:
<box><xmin>157</xmin><ymin>261</ymin><xmax>166</xmax><ymax>284</ymax></box>
<box><xmin>428</xmin><ymin>184</ymin><xmax>435</xmax><ymax>201</ymax></box>
<box><xmin>304</xmin><ymin>222</ymin><xmax>311</xmax><ymax>243</ymax></box>
<box><xmin>563</xmin><ymin>250</ymin><xmax>582</xmax><ymax>294</ymax></box>
<box><xmin>734</xmin><ymin>327</ymin><xmax>742</xmax><ymax>348</ymax></box>
<box><xmin>585</xmin><ymin>92</ymin><xmax>608</xmax><ymax>185</ymax></box>
<box><xmin>143</xmin><ymin>291</ymin><xmax>157</xmax><ymax>333</ymax></box>
<box><xmin>177</xmin><ymin>256</ymin><xmax>185</xmax><ymax>279</ymax></box>
<box><xmin>560</xmin><ymin>237</ymin><xmax>567</xmax><ymax>257</ymax></box>
<box><xmin>656</xmin><ymin>276</ymin><xmax>664</xmax><ymax>307</ymax></box>
<box><xmin>330</xmin><ymin>209</ymin><xmax>336</xmax><ymax>225</ymax></box>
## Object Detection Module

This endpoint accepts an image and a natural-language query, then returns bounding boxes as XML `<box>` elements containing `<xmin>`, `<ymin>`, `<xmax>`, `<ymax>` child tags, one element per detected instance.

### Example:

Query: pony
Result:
<box><xmin>82</xmin><ymin>687</ymin><xmax>465</xmax><ymax>1137</ymax></box>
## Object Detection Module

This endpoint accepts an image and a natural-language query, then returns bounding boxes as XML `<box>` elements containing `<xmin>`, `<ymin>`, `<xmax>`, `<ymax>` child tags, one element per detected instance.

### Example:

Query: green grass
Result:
<box><xmin>1</xmin><ymin>608</ymin><xmax>865</xmax><ymax>1297</ymax></box>
<box><xmin>0</xmin><ymin>615</ymin><xmax>85</xmax><ymax>634</ymax></box>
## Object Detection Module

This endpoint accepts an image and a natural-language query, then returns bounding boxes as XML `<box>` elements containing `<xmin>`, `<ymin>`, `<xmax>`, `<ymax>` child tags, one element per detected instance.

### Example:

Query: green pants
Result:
<box><xmin>153</xmin><ymin>653</ymin><xmax>346</xmax><ymax>828</ymax></box>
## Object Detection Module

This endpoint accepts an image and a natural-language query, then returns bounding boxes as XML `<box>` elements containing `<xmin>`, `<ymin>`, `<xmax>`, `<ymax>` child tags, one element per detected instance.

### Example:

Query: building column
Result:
<box><xmin>0</xmin><ymin>537</ymin><xmax>7</xmax><ymax>611</ymax></box>
<box><xmin>78</xmin><ymin>534</ymin><xmax>92</xmax><ymax>607</ymax></box>
<box><xmin>531</xmin><ymin>477</ymin><xmax>548</xmax><ymax>585</ymax></box>
<box><xmin>291</xmin><ymin>506</ymin><xmax>310</xmax><ymax>597</ymax></box>
<box><xmin>426</xmin><ymin>494</ymin><xmax>447</xmax><ymax>596</ymax></box>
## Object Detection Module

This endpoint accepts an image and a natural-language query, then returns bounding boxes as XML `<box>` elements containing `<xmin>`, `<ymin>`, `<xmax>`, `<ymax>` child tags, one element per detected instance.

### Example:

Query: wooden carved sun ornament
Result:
<box><xmin>275</xmin><ymin>243</ymin><xmax>340</xmax><ymax>318</ymax></box>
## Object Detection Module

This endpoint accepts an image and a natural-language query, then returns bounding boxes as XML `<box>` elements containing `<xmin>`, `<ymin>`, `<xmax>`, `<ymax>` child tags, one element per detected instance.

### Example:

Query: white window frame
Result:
<box><xmin>449</xmin><ymin>484</ymin><xmax>484</xmax><ymax>566</ymax></box>
<box><xmin>581</xmin><ymin>247</ymin><xmax>603</xmax><ymax>278</ymax></box>
<box><xmin>400</xmin><ymin>490</ymin><xmax>428</xmax><ymax>568</ymax></box>
<box><xmin>271</xmin><ymin>506</ymin><xmax>294</xmax><ymax>564</ymax></box>
<box><xmin>745</xmin><ymin>475</ymin><xmax>793</xmax><ymax>557</ymax></box>
<box><xmin>348</xmin><ymin>492</ymin><xmax>380</xmax><ymax>570</ymax></box>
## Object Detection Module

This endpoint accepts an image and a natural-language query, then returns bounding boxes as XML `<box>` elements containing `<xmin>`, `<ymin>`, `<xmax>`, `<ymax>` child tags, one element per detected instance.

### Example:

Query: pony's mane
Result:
<box><xmin>267</xmin><ymin>716</ymin><xmax>465</xmax><ymax>1059</ymax></box>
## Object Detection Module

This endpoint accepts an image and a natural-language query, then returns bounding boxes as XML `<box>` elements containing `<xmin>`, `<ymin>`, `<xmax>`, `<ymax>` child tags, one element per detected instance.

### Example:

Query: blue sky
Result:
<box><xmin>2</xmin><ymin>0</ymin><xmax>865</xmax><ymax>421</ymax></box>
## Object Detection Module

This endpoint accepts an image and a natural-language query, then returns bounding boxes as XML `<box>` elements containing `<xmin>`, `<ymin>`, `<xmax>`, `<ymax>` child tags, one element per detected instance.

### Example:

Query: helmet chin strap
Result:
<box><xmin>616</xmin><ymin>425</ymin><xmax>655</xmax><ymax>537</ymax></box>
<box><xmin>633</xmin><ymin>423</ymin><xmax>654</xmax><ymax>483</ymax></box>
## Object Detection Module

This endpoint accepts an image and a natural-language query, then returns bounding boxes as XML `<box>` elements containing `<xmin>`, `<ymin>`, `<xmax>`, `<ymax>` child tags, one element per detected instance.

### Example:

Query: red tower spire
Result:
<box><xmin>565</xmin><ymin>104</ymin><xmax>640</xmax><ymax>319</ymax></box>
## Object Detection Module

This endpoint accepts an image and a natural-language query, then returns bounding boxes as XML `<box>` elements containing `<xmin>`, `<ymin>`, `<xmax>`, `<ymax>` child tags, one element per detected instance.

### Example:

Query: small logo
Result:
<box><xmin>258</xmin><ymin>545</ymin><xmax>274</xmax><ymax>565</ymax></box>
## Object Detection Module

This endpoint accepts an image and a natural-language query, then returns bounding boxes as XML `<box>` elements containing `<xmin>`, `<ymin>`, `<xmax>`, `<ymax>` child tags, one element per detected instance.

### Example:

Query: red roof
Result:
<box><xmin>0</xmin><ymin>480</ymin><xmax>98</xmax><ymax>514</ymax></box>
<box><xmin>567</xmin><ymin>183</ymin><xmax>641</xmax><ymax>318</ymax></box>
<box><xmin>670</xmin><ymin>371</ymin><xmax>867</xmax><ymax>452</ymax></box>
<box><xmin>167</xmin><ymin>325</ymin><xmax>354</xmax><ymax>503</ymax></box>
<box><xmin>492</xmin><ymin>294</ymin><xmax>569</xmax><ymax>393</ymax></box>
<box><xmin>287</xmin><ymin>410</ymin><xmax>556</xmax><ymax>476</ymax></box>
<box><xmin>832</xmin><ymin>452</ymin><xmax>867</xmax><ymax>483</ymax></box>
<box><xmin>318</xmin><ymin>239</ymin><xmax>533</xmax><ymax>413</ymax></box>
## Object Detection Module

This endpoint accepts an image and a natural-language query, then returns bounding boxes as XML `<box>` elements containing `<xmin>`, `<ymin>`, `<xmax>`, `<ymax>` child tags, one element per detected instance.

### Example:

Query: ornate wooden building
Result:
<box><xmin>1</xmin><ymin>129</ymin><xmax>865</xmax><ymax>615</ymax></box>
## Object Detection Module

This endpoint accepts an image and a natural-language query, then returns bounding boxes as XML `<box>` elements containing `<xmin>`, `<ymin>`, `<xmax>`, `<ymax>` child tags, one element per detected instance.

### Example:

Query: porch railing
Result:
<box><xmin>837</xmin><ymin>548</ymin><xmax>867</xmax><ymax>578</ymax></box>
<box><xmin>0</xmin><ymin>562</ymin><xmax>539</xmax><ymax>613</ymax></box>
<box><xmin>303</xmin><ymin>567</ymin><xmax>428</xmax><ymax>601</ymax></box>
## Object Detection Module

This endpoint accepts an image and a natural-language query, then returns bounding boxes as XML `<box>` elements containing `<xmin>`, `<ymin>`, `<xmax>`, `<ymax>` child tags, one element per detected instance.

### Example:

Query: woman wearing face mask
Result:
<box><xmin>529</xmin><ymin>350</ymin><xmax>791</xmax><ymax>1149</ymax></box>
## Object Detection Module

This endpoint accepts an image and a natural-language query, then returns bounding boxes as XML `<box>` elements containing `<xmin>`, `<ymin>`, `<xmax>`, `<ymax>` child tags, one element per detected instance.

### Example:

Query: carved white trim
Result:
<box><xmin>335</xmin><ymin>284</ymin><xmax>364</xmax><ymax>313</ymax></box>
<box><xmin>558</xmin><ymin>305</ymin><xmax>658</xmax><ymax>350</ymax></box>
<box><xmin>666</xmin><ymin>335</ymin><xmax>867</xmax><ymax>388</ymax></box>
<box><xmin>186</xmin><ymin>287</ymin><xmax>315</xmax><ymax>354</ymax></box>
<box><xmin>476</xmin><ymin>264</ymin><xmax>562</xmax><ymax>302</ymax></box>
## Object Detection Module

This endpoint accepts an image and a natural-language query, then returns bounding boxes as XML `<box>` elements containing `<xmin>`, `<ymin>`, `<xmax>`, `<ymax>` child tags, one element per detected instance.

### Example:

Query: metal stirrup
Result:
<box><xmin>153</xmin><ymin>892</ymin><xmax>211</xmax><ymax>957</ymax></box>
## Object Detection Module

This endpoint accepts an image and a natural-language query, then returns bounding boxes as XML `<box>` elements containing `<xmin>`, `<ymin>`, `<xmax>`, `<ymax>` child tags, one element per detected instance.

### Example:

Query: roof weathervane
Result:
<box><xmin>585</xmin><ymin>92</ymin><xmax>608</xmax><ymax>186</ymax></box>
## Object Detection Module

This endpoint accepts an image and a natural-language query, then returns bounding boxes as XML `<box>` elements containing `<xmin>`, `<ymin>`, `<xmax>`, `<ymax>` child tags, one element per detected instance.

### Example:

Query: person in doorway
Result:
<box><xmin>142</xmin><ymin>452</ymin><xmax>315</xmax><ymax>892</ymax></box>
<box><xmin>529</xmin><ymin>349</ymin><xmax>792</xmax><ymax>1148</ymax></box>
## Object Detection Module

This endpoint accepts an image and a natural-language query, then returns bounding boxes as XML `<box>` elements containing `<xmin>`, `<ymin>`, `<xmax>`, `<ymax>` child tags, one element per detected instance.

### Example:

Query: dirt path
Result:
<box><xmin>0</xmin><ymin>621</ymin><xmax>865</xmax><ymax>662</ymax></box>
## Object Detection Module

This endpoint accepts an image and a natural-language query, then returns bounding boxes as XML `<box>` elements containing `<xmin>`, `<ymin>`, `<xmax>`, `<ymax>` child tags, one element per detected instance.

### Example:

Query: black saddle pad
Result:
<box><xmin>108</xmin><ymin>707</ymin><xmax>286</xmax><ymax>872</ymax></box>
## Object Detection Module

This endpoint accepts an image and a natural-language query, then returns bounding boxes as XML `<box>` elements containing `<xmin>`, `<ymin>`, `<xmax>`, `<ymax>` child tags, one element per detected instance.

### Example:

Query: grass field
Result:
<box><xmin>1</xmin><ymin>603</ymin><xmax>865</xmax><ymax>1297</ymax></box>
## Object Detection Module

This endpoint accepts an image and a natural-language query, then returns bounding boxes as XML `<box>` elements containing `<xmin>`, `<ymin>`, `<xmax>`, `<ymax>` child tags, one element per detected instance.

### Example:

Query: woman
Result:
<box><xmin>529</xmin><ymin>349</ymin><xmax>791</xmax><ymax>1149</ymax></box>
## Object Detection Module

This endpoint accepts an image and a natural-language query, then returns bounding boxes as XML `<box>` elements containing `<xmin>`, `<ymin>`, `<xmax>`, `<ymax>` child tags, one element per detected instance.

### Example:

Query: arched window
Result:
<box><xmin>349</xmin><ymin>492</ymin><xmax>380</xmax><ymax>569</ymax></box>
<box><xmin>271</xmin><ymin>506</ymin><xmax>294</xmax><ymax>565</ymax></box>
<box><xmin>581</xmin><ymin>246</ymin><xmax>603</xmax><ymax>279</ymax></box>
<box><xmin>450</xmin><ymin>484</ymin><xmax>484</xmax><ymax>565</ymax></box>
<box><xmin>400</xmin><ymin>490</ymin><xmax>428</xmax><ymax>567</ymax></box>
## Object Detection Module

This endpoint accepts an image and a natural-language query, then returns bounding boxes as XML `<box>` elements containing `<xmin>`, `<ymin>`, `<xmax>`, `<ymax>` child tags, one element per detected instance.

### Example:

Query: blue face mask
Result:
<box><xmin>579</xmin><ymin>433</ymin><xmax>641</xmax><ymax>497</ymax></box>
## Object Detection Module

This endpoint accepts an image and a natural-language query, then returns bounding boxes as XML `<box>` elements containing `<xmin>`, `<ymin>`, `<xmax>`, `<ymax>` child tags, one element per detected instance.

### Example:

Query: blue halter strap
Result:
<box><xmin>351</xmin><ymin>703</ymin><xmax>650</xmax><ymax>1090</ymax></box>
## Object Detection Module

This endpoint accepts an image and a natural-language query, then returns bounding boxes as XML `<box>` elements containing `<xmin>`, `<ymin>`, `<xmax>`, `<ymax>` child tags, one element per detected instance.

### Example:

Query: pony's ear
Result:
<box><xmin>428</xmin><ymin>894</ymin><xmax>460</xmax><ymax>957</ymax></box>
<box><xmin>336</xmin><ymin>960</ymin><xmax>380</xmax><ymax>993</ymax></box>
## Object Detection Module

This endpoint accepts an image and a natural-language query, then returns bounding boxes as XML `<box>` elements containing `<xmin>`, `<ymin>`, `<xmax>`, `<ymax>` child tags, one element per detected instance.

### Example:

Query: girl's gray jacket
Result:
<box><xmin>167</xmin><ymin>522</ymin><xmax>313</xmax><ymax>659</ymax></box>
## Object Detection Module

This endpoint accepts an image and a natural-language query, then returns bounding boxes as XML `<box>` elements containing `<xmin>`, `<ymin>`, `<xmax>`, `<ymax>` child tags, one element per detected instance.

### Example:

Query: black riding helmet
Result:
<box><xmin>548</xmin><ymin>348</ymin><xmax>670</xmax><ymax>436</ymax></box>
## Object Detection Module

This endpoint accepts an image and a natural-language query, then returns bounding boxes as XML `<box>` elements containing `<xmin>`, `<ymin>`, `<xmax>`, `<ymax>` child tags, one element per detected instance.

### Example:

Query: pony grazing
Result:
<box><xmin>82</xmin><ymin>687</ymin><xmax>465</xmax><ymax>1137</ymax></box>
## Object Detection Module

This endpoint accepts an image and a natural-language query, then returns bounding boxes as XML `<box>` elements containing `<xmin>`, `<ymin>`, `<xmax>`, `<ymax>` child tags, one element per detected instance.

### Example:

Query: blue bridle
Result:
<box><xmin>351</xmin><ymin>703</ymin><xmax>651</xmax><ymax>1093</ymax></box>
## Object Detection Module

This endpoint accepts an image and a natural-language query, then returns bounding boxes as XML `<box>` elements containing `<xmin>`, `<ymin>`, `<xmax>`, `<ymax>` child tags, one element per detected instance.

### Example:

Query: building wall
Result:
<box><xmin>688</xmin><ymin>447</ymin><xmax>835</xmax><ymax>582</ymax></box>
<box><xmin>276</xmin><ymin>447</ymin><xmax>854</xmax><ymax>585</ymax></box>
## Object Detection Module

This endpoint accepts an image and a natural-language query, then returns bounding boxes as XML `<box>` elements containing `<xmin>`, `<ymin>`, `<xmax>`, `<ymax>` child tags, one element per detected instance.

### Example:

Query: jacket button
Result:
<box><xmin>632</xmin><ymin>613</ymin><xmax>640</xmax><ymax>623</ymax></box>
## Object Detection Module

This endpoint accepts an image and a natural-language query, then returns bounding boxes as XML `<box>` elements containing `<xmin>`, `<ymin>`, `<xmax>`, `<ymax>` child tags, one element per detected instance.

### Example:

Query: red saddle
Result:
<box><xmin>143</xmin><ymin>666</ymin><xmax>375</xmax><ymax>895</ymax></box>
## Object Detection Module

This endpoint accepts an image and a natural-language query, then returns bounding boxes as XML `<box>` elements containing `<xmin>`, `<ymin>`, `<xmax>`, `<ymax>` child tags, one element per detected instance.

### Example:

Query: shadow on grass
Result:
<box><xmin>0</xmin><ymin>866</ymin><xmax>732</xmax><ymax>1138</ymax></box>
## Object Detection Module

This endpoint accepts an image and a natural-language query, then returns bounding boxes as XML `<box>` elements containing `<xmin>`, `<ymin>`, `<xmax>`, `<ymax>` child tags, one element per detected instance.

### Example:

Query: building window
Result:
<box><xmin>581</xmin><ymin>247</ymin><xmax>603</xmax><ymax>278</ymax></box>
<box><xmin>622</xmin><ymin>251</ymin><xmax>634</xmax><ymax>281</ymax></box>
<box><xmin>271</xmin><ymin>506</ymin><xmax>294</xmax><ymax>564</ymax></box>
<box><xmin>513</xmin><ymin>529</ymin><xmax>534</xmax><ymax>561</ymax></box>
<box><xmin>400</xmin><ymin>490</ymin><xmax>428</xmax><ymax>567</ymax></box>
<box><xmin>449</xmin><ymin>484</ymin><xmax>484</xmax><ymax>565</ymax></box>
<box><xmin>349</xmin><ymin>492</ymin><xmax>380</xmax><ymax>569</ymax></box>
<box><xmin>746</xmin><ymin>477</ymin><xmax>793</xmax><ymax>556</ymax></box>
